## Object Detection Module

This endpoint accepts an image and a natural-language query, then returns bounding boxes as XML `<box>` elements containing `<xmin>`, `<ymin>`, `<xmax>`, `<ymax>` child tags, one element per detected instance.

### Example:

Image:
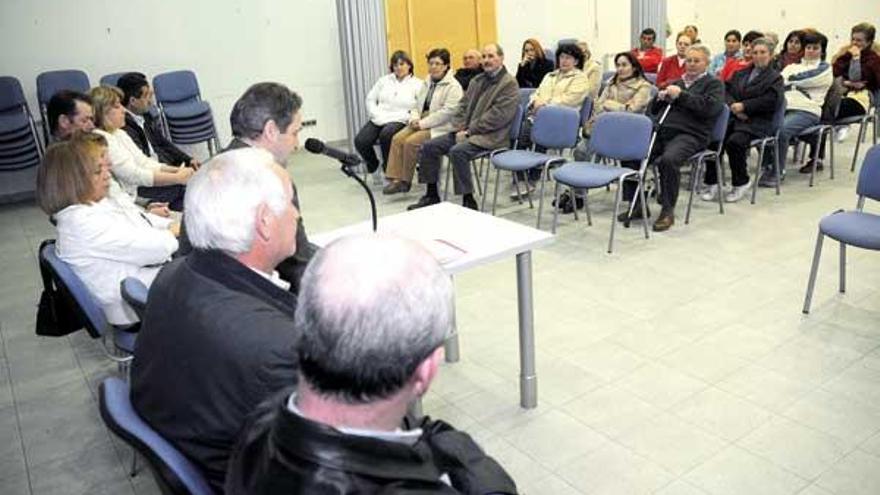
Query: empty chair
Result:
<box><xmin>120</xmin><ymin>277</ymin><xmax>148</xmax><ymax>320</ymax></box>
<box><xmin>803</xmin><ymin>145</ymin><xmax>880</xmax><ymax>313</ymax></box>
<box><xmin>0</xmin><ymin>76</ymin><xmax>44</xmax><ymax>202</ymax></box>
<box><xmin>39</xmin><ymin>240</ymin><xmax>137</xmax><ymax>371</ymax></box>
<box><xmin>487</xmin><ymin>105</ymin><xmax>580</xmax><ymax>227</ymax></box>
<box><xmin>685</xmin><ymin>105</ymin><xmax>731</xmax><ymax>223</ymax></box>
<box><xmin>550</xmin><ymin>112</ymin><xmax>655</xmax><ymax>253</ymax></box>
<box><xmin>99</xmin><ymin>377</ymin><xmax>214</xmax><ymax>495</ymax></box>
<box><xmin>152</xmin><ymin>70</ymin><xmax>219</xmax><ymax>154</ymax></box>
<box><xmin>36</xmin><ymin>70</ymin><xmax>90</xmax><ymax>143</ymax></box>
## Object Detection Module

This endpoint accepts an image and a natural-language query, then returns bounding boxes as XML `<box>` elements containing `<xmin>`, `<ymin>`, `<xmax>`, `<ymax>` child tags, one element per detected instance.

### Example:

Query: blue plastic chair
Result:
<box><xmin>120</xmin><ymin>277</ymin><xmax>148</xmax><ymax>320</ymax></box>
<box><xmin>645</xmin><ymin>73</ymin><xmax>658</xmax><ymax>85</ymax></box>
<box><xmin>518</xmin><ymin>88</ymin><xmax>536</xmax><ymax>108</ymax></box>
<box><xmin>99</xmin><ymin>377</ymin><xmax>214</xmax><ymax>495</ymax></box>
<box><xmin>685</xmin><ymin>105</ymin><xmax>731</xmax><ymax>224</ymax></box>
<box><xmin>749</xmin><ymin>96</ymin><xmax>787</xmax><ymax>204</ymax></box>
<box><xmin>551</xmin><ymin>112</ymin><xmax>655</xmax><ymax>253</ymax></box>
<box><xmin>840</xmin><ymin>89</ymin><xmax>878</xmax><ymax>173</ymax></box>
<box><xmin>153</xmin><ymin>70</ymin><xmax>219</xmax><ymax>154</ymax></box>
<box><xmin>488</xmin><ymin>105</ymin><xmax>581</xmax><ymax>227</ymax></box>
<box><xmin>99</xmin><ymin>72</ymin><xmax>129</xmax><ymax>87</ymax></box>
<box><xmin>36</xmin><ymin>70</ymin><xmax>90</xmax><ymax>143</ymax></box>
<box><xmin>39</xmin><ymin>241</ymin><xmax>137</xmax><ymax>368</ymax></box>
<box><xmin>803</xmin><ymin>145</ymin><xmax>880</xmax><ymax>313</ymax></box>
<box><xmin>578</xmin><ymin>96</ymin><xmax>593</xmax><ymax>127</ymax></box>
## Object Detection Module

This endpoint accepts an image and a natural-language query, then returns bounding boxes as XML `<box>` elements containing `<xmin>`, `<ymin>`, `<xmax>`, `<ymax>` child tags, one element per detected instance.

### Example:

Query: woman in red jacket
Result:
<box><xmin>656</xmin><ymin>32</ymin><xmax>693</xmax><ymax>89</ymax></box>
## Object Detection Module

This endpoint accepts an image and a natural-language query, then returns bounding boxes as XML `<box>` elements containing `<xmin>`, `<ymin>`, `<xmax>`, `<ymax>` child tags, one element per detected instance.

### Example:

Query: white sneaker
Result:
<box><xmin>700</xmin><ymin>184</ymin><xmax>720</xmax><ymax>201</ymax></box>
<box><xmin>725</xmin><ymin>181</ymin><xmax>751</xmax><ymax>203</ymax></box>
<box><xmin>835</xmin><ymin>126</ymin><xmax>850</xmax><ymax>143</ymax></box>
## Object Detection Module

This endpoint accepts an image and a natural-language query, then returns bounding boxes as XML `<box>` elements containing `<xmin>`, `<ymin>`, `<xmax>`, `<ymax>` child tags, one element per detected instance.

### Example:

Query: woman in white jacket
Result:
<box><xmin>36</xmin><ymin>133</ymin><xmax>178</xmax><ymax>325</ymax></box>
<box><xmin>354</xmin><ymin>50</ymin><xmax>424</xmax><ymax>174</ymax></box>
<box><xmin>90</xmin><ymin>86</ymin><xmax>193</xmax><ymax>210</ymax></box>
<box><xmin>383</xmin><ymin>48</ymin><xmax>463</xmax><ymax>194</ymax></box>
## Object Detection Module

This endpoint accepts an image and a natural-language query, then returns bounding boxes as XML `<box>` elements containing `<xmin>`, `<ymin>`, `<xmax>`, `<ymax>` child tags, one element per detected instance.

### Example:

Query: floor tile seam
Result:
<box><xmin>810</xmin><ymin>446</ymin><xmax>880</xmax><ymax>492</ymax></box>
<box><xmin>681</xmin><ymin>441</ymin><xmax>814</xmax><ymax>492</ymax></box>
<box><xmin>0</xmin><ymin>321</ymin><xmax>34</xmax><ymax>495</ymax></box>
<box><xmin>775</xmin><ymin>405</ymin><xmax>880</xmax><ymax>454</ymax></box>
<box><xmin>731</xmin><ymin>431</ymin><xmax>857</xmax><ymax>485</ymax></box>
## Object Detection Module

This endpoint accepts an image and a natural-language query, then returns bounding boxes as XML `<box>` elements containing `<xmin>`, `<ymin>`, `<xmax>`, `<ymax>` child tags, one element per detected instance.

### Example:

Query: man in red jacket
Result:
<box><xmin>632</xmin><ymin>28</ymin><xmax>664</xmax><ymax>73</ymax></box>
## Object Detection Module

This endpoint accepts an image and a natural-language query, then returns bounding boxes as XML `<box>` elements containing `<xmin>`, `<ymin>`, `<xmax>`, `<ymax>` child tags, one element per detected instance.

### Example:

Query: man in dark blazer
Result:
<box><xmin>131</xmin><ymin>147</ymin><xmax>302</xmax><ymax>493</ymax></box>
<box><xmin>636</xmin><ymin>44</ymin><xmax>725</xmax><ymax>232</ymax></box>
<box><xmin>706</xmin><ymin>38</ymin><xmax>783</xmax><ymax>203</ymax></box>
<box><xmin>116</xmin><ymin>72</ymin><xmax>200</xmax><ymax>169</ymax></box>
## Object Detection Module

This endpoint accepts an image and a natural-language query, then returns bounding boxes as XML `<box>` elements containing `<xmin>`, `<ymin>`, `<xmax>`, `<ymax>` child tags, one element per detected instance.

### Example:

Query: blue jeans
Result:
<box><xmin>771</xmin><ymin>110</ymin><xmax>819</xmax><ymax>173</ymax></box>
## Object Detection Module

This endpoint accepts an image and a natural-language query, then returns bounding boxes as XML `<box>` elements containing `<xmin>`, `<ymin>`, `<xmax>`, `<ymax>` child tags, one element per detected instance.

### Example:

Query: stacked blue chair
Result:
<box><xmin>0</xmin><ymin>76</ymin><xmax>44</xmax><ymax>202</ymax></box>
<box><xmin>39</xmin><ymin>240</ymin><xmax>137</xmax><ymax>374</ymax></box>
<box><xmin>487</xmin><ymin>105</ymin><xmax>580</xmax><ymax>227</ymax></box>
<box><xmin>802</xmin><ymin>145</ymin><xmax>880</xmax><ymax>313</ymax></box>
<box><xmin>152</xmin><ymin>70</ymin><xmax>219</xmax><ymax>155</ymax></box>
<box><xmin>685</xmin><ymin>105</ymin><xmax>731</xmax><ymax>223</ymax></box>
<box><xmin>99</xmin><ymin>377</ymin><xmax>214</xmax><ymax>494</ymax></box>
<box><xmin>550</xmin><ymin>112</ymin><xmax>655</xmax><ymax>253</ymax></box>
<box><xmin>36</xmin><ymin>70</ymin><xmax>90</xmax><ymax>144</ymax></box>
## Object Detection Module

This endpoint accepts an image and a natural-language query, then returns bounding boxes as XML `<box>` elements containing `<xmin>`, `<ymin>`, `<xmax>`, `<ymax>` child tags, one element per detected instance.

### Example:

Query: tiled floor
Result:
<box><xmin>1</xmin><ymin>135</ymin><xmax>879</xmax><ymax>494</ymax></box>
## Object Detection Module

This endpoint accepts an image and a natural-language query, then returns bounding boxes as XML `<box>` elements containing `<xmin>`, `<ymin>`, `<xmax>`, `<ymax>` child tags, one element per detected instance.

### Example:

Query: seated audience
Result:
<box><xmin>629</xmin><ymin>45</ymin><xmax>723</xmax><ymax>231</ymax></box>
<box><xmin>408</xmin><ymin>43</ymin><xmax>519</xmax><ymax>211</ymax></box>
<box><xmin>709</xmin><ymin>30</ymin><xmax>743</xmax><ymax>76</ymax></box>
<box><xmin>115</xmin><ymin>72</ymin><xmax>201</xmax><ymax>169</ymax></box>
<box><xmin>774</xmin><ymin>30</ymin><xmax>805</xmax><ymax>70</ymax></box>
<box><xmin>684</xmin><ymin>24</ymin><xmax>702</xmax><ymax>45</ymax></box>
<box><xmin>89</xmin><ymin>86</ymin><xmax>192</xmax><ymax>210</ymax></box>
<box><xmin>516</xmin><ymin>38</ymin><xmax>554</xmax><ymax>89</ymax></box>
<box><xmin>759</xmin><ymin>31</ymin><xmax>832</xmax><ymax>185</ymax></box>
<box><xmin>656</xmin><ymin>32</ymin><xmax>694</xmax><ymax>89</ymax></box>
<box><xmin>354</xmin><ymin>50</ymin><xmax>423</xmax><ymax>174</ymax></box>
<box><xmin>454</xmin><ymin>49</ymin><xmax>483</xmax><ymax>90</ymax></box>
<box><xmin>702</xmin><ymin>38</ymin><xmax>783</xmax><ymax>203</ymax></box>
<box><xmin>36</xmin><ymin>133</ymin><xmax>177</xmax><ymax>325</ymax></box>
<box><xmin>578</xmin><ymin>40</ymin><xmax>603</xmax><ymax>100</ymax></box>
<box><xmin>384</xmin><ymin>48</ymin><xmax>463</xmax><ymax>195</ymax></box>
<box><xmin>225</xmin><ymin>234</ymin><xmax>517</xmax><ymax>495</ymax></box>
<box><xmin>831</xmin><ymin>22</ymin><xmax>880</xmax><ymax>135</ymax></box>
<box><xmin>46</xmin><ymin>90</ymin><xmax>94</xmax><ymax>141</ymax></box>
<box><xmin>131</xmin><ymin>148</ymin><xmax>301</xmax><ymax>493</ymax></box>
<box><xmin>720</xmin><ymin>30</ymin><xmax>763</xmax><ymax>81</ymax></box>
<box><xmin>574</xmin><ymin>52</ymin><xmax>653</xmax><ymax>162</ymax></box>
<box><xmin>631</xmin><ymin>28</ymin><xmax>664</xmax><ymax>73</ymax></box>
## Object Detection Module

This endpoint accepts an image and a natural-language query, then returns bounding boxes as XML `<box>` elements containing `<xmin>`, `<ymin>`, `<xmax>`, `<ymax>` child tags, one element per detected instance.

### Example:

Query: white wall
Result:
<box><xmin>0</xmin><ymin>0</ymin><xmax>346</xmax><ymax>145</ymax></box>
<box><xmin>496</xmin><ymin>0</ymin><xmax>631</xmax><ymax>72</ymax></box>
<box><xmin>667</xmin><ymin>0</ymin><xmax>880</xmax><ymax>54</ymax></box>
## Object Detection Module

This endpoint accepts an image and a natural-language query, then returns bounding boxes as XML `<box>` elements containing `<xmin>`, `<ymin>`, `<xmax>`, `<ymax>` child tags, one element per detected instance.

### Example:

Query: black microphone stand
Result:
<box><xmin>339</xmin><ymin>164</ymin><xmax>377</xmax><ymax>232</ymax></box>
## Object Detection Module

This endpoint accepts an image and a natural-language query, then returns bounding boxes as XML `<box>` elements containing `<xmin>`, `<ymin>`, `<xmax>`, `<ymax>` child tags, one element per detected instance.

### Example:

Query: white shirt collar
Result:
<box><xmin>248</xmin><ymin>266</ymin><xmax>291</xmax><ymax>291</ymax></box>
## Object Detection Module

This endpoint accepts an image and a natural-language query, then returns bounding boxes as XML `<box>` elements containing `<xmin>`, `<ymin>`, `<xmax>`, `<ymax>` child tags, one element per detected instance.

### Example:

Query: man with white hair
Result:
<box><xmin>225</xmin><ymin>234</ymin><xmax>517</xmax><ymax>494</ymax></box>
<box><xmin>131</xmin><ymin>147</ymin><xmax>301</xmax><ymax>492</ymax></box>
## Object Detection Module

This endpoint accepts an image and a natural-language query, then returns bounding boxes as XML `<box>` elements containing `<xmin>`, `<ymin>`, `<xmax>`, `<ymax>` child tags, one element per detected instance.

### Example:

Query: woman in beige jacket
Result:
<box><xmin>384</xmin><ymin>48</ymin><xmax>463</xmax><ymax>194</ymax></box>
<box><xmin>573</xmin><ymin>52</ymin><xmax>653</xmax><ymax>161</ymax></box>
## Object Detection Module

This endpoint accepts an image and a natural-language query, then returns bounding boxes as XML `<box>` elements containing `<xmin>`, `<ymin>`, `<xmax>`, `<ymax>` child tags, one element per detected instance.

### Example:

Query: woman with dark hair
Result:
<box><xmin>710</xmin><ymin>30</ymin><xmax>743</xmax><ymax>76</ymax></box>
<box><xmin>355</xmin><ymin>50</ymin><xmax>423</xmax><ymax>173</ymax></box>
<box><xmin>720</xmin><ymin>30</ymin><xmax>764</xmax><ymax>81</ymax></box>
<box><xmin>573</xmin><ymin>52</ymin><xmax>653</xmax><ymax>162</ymax></box>
<box><xmin>383</xmin><ymin>48</ymin><xmax>463</xmax><ymax>195</ymax></box>
<box><xmin>773</xmin><ymin>30</ymin><xmax>805</xmax><ymax>70</ymax></box>
<box><xmin>516</xmin><ymin>38</ymin><xmax>554</xmax><ymax>88</ymax></box>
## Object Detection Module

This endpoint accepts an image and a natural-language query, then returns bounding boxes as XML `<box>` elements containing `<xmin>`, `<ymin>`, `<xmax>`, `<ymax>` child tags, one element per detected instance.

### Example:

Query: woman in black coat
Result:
<box><xmin>515</xmin><ymin>38</ymin><xmax>554</xmax><ymax>88</ymax></box>
<box><xmin>714</xmin><ymin>37</ymin><xmax>784</xmax><ymax>203</ymax></box>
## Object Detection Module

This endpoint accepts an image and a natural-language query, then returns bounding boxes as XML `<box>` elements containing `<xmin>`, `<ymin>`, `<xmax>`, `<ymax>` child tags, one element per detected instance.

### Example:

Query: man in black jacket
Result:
<box><xmin>131</xmin><ymin>147</ymin><xmax>302</xmax><ymax>493</ymax></box>
<box><xmin>226</xmin><ymin>235</ymin><xmax>518</xmax><ymax>495</ymax></box>
<box><xmin>635</xmin><ymin>44</ymin><xmax>725</xmax><ymax>232</ymax></box>
<box><xmin>116</xmin><ymin>72</ymin><xmax>200</xmax><ymax>169</ymax></box>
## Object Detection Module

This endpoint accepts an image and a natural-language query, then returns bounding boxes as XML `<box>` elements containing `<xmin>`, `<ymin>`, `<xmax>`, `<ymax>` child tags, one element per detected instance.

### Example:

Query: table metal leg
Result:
<box><xmin>516</xmin><ymin>251</ymin><xmax>537</xmax><ymax>408</ymax></box>
<box><xmin>445</xmin><ymin>279</ymin><xmax>460</xmax><ymax>363</ymax></box>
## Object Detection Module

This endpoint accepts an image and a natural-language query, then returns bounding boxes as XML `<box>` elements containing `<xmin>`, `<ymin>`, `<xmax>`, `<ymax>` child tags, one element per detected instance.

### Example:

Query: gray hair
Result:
<box><xmin>686</xmin><ymin>44</ymin><xmax>712</xmax><ymax>61</ymax></box>
<box><xmin>751</xmin><ymin>37</ymin><xmax>776</xmax><ymax>53</ymax></box>
<box><xmin>296</xmin><ymin>234</ymin><xmax>454</xmax><ymax>404</ymax></box>
<box><xmin>184</xmin><ymin>147</ymin><xmax>288</xmax><ymax>254</ymax></box>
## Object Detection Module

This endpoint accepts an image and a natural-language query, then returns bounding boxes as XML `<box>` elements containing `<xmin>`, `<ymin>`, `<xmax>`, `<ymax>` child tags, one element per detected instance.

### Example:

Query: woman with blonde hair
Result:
<box><xmin>37</xmin><ymin>133</ymin><xmax>178</xmax><ymax>325</ymax></box>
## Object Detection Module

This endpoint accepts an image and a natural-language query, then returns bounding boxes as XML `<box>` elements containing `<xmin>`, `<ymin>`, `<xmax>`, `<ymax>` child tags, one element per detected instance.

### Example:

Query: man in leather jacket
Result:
<box><xmin>225</xmin><ymin>234</ymin><xmax>517</xmax><ymax>494</ymax></box>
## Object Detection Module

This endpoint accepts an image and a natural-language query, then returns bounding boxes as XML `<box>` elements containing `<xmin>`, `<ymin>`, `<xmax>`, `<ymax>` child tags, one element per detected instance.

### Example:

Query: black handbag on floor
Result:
<box><xmin>35</xmin><ymin>239</ymin><xmax>86</xmax><ymax>337</ymax></box>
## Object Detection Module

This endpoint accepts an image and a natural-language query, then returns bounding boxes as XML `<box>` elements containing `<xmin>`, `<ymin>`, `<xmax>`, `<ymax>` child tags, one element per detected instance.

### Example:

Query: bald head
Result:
<box><xmin>296</xmin><ymin>234</ymin><xmax>454</xmax><ymax>403</ymax></box>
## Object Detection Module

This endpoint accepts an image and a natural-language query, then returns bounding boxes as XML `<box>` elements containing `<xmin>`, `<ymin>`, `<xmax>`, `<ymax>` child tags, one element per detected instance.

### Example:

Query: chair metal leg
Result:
<box><xmin>551</xmin><ymin>183</ymin><xmax>561</xmax><ymax>234</ymax></box>
<box><xmin>685</xmin><ymin>159</ymin><xmax>701</xmax><ymax>225</ymax></box>
<box><xmin>583</xmin><ymin>189</ymin><xmax>592</xmax><ymax>226</ymax></box>
<box><xmin>481</xmin><ymin>159</ymin><xmax>492</xmax><ymax>212</ymax></box>
<box><xmin>535</xmin><ymin>166</ymin><xmax>548</xmax><ymax>229</ymax></box>
<box><xmin>839</xmin><ymin>242</ymin><xmax>846</xmax><ymax>293</ymax></box>
<box><xmin>716</xmin><ymin>156</ymin><xmax>725</xmax><ymax>214</ymax></box>
<box><xmin>491</xmin><ymin>169</ymin><xmax>501</xmax><ymax>215</ymax></box>
<box><xmin>471</xmin><ymin>159</ymin><xmax>484</xmax><ymax>197</ymax></box>
<box><xmin>608</xmin><ymin>180</ymin><xmax>623</xmax><ymax>254</ymax></box>
<box><xmin>130</xmin><ymin>447</ymin><xmax>138</xmax><ymax>476</ymax></box>
<box><xmin>751</xmin><ymin>144</ymin><xmax>764</xmax><ymax>204</ymax></box>
<box><xmin>570</xmin><ymin>186</ymin><xmax>579</xmax><ymax>221</ymax></box>
<box><xmin>638</xmin><ymin>180</ymin><xmax>650</xmax><ymax>240</ymax></box>
<box><xmin>802</xmin><ymin>230</ymin><xmax>825</xmax><ymax>314</ymax></box>
<box><xmin>773</xmin><ymin>138</ymin><xmax>781</xmax><ymax>196</ymax></box>
<box><xmin>443</xmin><ymin>158</ymin><xmax>451</xmax><ymax>200</ymax></box>
<box><xmin>851</xmin><ymin>120</ymin><xmax>866</xmax><ymax>173</ymax></box>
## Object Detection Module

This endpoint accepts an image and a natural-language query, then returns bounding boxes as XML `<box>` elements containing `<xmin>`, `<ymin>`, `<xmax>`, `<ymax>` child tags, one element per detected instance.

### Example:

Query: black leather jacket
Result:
<box><xmin>225</xmin><ymin>390</ymin><xmax>518</xmax><ymax>494</ymax></box>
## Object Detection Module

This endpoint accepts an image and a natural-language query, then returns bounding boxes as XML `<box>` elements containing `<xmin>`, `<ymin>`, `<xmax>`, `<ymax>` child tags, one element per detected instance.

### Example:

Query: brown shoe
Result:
<box><xmin>382</xmin><ymin>180</ymin><xmax>411</xmax><ymax>195</ymax></box>
<box><xmin>652</xmin><ymin>211</ymin><xmax>675</xmax><ymax>232</ymax></box>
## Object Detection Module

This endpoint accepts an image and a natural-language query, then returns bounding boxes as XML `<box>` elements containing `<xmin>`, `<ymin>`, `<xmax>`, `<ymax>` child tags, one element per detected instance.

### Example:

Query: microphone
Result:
<box><xmin>304</xmin><ymin>137</ymin><xmax>377</xmax><ymax>232</ymax></box>
<box><xmin>304</xmin><ymin>138</ymin><xmax>362</xmax><ymax>168</ymax></box>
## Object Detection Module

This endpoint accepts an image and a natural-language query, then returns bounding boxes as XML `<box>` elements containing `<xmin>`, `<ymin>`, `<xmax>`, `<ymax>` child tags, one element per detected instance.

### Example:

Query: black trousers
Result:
<box><xmin>712</xmin><ymin>129</ymin><xmax>753</xmax><ymax>187</ymax></box>
<box><xmin>354</xmin><ymin>121</ymin><xmax>406</xmax><ymax>173</ymax></box>
<box><xmin>138</xmin><ymin>184</ymin><xmax>186</xmax><ymax>211</ymax></box>
<box><xmin>623</xmin><ymin>128</ymin><xmax>704</xmax><ymax>212</ymax></box>
<box><xmin>808</xmin><ymin>97</ymin><xmax>866</xmax><ymax>159</ymax></box>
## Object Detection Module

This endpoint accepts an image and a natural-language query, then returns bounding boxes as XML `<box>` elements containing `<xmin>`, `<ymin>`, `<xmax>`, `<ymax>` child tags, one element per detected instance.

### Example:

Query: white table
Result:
<box><xmin>311</xmin><ymin>202</ymin><xmax>554</xmax><ymax>408</ymax></box>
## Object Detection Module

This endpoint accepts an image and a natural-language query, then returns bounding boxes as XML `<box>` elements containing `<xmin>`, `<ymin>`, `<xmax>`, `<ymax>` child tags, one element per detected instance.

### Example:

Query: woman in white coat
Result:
<box><xmin>90</xmin><ymin>85</ymin><xmax>193</xmax><ymax>210</ymax></box>
<box><xmin>354</xmin><ymin>50</ymin><xmax>424</xmax><ymax>174</ymax></box>
<box><xmin>36</xmin><ymin>133</ymin><xmax>178</xmax><ymax>325</ymax></box>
